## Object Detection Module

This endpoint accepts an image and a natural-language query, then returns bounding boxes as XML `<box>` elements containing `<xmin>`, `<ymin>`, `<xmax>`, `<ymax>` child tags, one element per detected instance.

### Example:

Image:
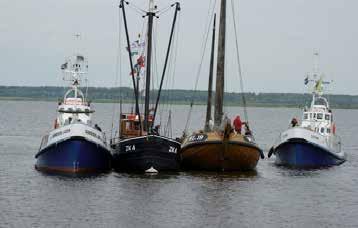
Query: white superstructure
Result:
<box><xmin>273</xmin><ymin>53</ymin><xmax>344</xmax><ymax>160</ymax></box>
<box><xmin>39</xmin><ymin>54</ymin><xmax>108</xmax><ymax>151</ymax></box>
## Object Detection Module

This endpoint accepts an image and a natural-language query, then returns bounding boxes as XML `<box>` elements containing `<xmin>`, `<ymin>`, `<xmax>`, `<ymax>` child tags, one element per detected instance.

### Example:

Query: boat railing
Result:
<box><xmin>326</xmin><ymin>134</ymin><xmax>341</xmax><ymax>153</ymax></box>
<box><xmin>39</xmin><ymin>135</ymin><xmax>49</xmax><ymax>151</ymax></box>
<box><xmin>110</xmin><ymin>137</ymin><xmax>120</xmax><ymax>146</ymax></box>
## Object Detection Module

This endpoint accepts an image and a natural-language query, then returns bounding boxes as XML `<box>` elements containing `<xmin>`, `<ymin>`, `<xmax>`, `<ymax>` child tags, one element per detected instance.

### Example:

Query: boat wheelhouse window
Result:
<box><xmin>125</xmin><ymin>122</ymin><xmax>131</xmax><ymax>129</ymax></box>
<box><xmin>304</xmin><ymin>113</ymin><xmax>308</xmax><ymax>120</ymax></box>
<box><xmin>313</xmin><ymin>113</ymin><xmax>316</xmax><ymax>119</ymax></box>
<box><xmin>320</xmin><ymin>128</ymin><xmax>324</xmax><ymax>133</ymax></box>
<box><xmin>134</xmin><ymin>122</ymin><xmax>140</xmax><ymax>130</ymax></box>
<box><xmin>317</xmin><ymin>113</ymin><xmax>323</xmax><ymax>120</ymax></box>
<box><xmin>325</xmin><ymin>114</ymin><xmax>330</xmax><ymax>120</ymax></box>
<box><xmin>327</xmin><ymin>128</ymin><xmax>331</xmax><ymax>133</ymax></box>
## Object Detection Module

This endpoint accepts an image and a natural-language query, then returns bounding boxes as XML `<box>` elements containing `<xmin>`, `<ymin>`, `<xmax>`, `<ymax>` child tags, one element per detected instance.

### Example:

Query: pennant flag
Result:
<box><xmin>129</xmin><ymin>55</ymin><xmax>145</xmax><ymax>76</ymax></box>
<box><xmin>76</xmin><ymin>55</ymin><xmax>84</xmax><ymax>61</ymax></box>
<box><xmin>137</xmin><ymin>55</ymin><xmax>145</xmax><ymax>68</ymax></box>
<box><xmin>314</xmin><ymin>78</ymin><xmax>323</xmax><ymax>93</ymax></box>
<box><xmin>61</xmin><ymin>62</ymin><xmax>68</xmax><ymax>70</ymax></box>
<box><xmin>126</xmin><ymin>40</ymin><xmax>145</xmax><ymax>56</ymax></box>
<box><xmin>304</xmin><ymin>76</ymin><xmax>309</xmax><ymax>85</ymax></box>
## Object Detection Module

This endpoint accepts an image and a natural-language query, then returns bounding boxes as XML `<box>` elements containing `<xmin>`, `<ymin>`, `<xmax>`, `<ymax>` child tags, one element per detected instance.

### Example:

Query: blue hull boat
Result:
<box><xmin>36</xmin><ymin>52</ymin><xmax>112</xmax><ymax>174</ymax></box>
<box><xmin>273</xmin><ymin>140</ymin><xmax>345</xmax><ymax>167</ymax></box>
<box><xmin>35</xmin><ymin>138</ymin><xmax>112</xmax><ymax>173</ymax></box>
<box><xmin>270</xmin><ymin>53</ymin><xmax>346</xmax><ymax>168</ymax></box>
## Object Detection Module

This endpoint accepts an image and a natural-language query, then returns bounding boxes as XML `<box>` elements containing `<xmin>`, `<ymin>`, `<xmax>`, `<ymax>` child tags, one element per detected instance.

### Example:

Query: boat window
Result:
<box><xmin>134</xmin><ymin>122</ymin><xmax>140</xmax><ymax>130</ymax></box>
<box><xmin>320</xmin><ymin>128</ymin><xmax>324</xmax><ymax>133</ymax></box>
<box><xmin>304</xmin><ymin>113</ymin><xmax>308</xmax><ymax>120</ymax></box>
<box><xmin>327</xmin><ymin>128</ymin><xmax>331</xmax><ymax>133</ymax></box>
<box><xmin>313</xmin><ymin>113</ymin><xmax>316</xmax><ymax>119</ymax></box>
<box><xmin>325</xmin><ymin>114</ymin><xmax>330</xmax><ymax>120</ymax></box>
<box><xmin>317</xmin><ymin>113</ymin><xmax>323</xmax><ymax>120</ymax></box>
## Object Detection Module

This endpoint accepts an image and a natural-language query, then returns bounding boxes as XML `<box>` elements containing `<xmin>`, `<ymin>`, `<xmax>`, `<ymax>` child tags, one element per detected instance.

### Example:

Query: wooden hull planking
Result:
<box><xmin>180</xmin><ymin>132</ymin><xmax>261</xmax><ymax>171</ymax></box>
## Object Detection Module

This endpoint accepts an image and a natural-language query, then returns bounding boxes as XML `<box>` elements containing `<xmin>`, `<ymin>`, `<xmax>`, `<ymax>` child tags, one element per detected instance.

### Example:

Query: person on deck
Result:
<box><xmin>152</xmin><ymin>125</ymin><xmax>160</xmax><ymax>136</ymax></box>
<box><xmin>94</xmin><ymin>124</ymin><xmax>102</xmax><ymax>132</ymax></box>
<box><xmin>243</xmin><ymin>122</ymin><xmax>252</xmax><ymax>136</ymax></box>
<box><xmin>291</xmin><ymin>118</ymin><xmax>298</xmax><ymax>127</ymax></box>
<box><xmin>233</xmin><ymin>115</ymin><xmax>243</xmax><ymax>134</ymax></box>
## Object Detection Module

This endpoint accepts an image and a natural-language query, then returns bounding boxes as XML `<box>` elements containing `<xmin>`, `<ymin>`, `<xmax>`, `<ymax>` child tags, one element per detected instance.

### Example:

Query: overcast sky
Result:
<box><xmin>0</xmin><ymin>0</ymin><xmax>357</xmax><ymax>94</ymax></box>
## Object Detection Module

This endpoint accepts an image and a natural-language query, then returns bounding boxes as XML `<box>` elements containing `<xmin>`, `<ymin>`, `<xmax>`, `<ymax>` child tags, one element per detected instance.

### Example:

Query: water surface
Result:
<box><xmin>0</xmin><ymin>101</ymin><xmax>357</xmax><ymax>227</ymax></box>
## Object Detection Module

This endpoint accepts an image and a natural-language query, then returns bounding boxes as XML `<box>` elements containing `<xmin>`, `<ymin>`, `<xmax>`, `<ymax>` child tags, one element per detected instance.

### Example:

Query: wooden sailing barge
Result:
<box><xmin>111</xmin><ymin>0</ymin><xmax>181</xmax><ymax>172</ymax></box>
<box><xmin>180</xmin><ymin>0</ymin><xmax>264</xmax><ymax>171</ymax></box>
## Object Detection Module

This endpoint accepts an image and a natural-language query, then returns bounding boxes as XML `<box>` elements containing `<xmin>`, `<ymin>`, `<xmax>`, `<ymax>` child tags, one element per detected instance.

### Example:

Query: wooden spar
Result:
<box><xmin>152</xmin><ymin>3</ymin><xmax>181</xmax><ymax>127</ymax></box>
<box><xmin>214</xmin><ymin>0</ymin><xmax>226</xmax><ymax>127</ymax></box>
<box><xmin>204</xmin><ymin>14</ymin><xmax>216</xmax><ymax>132</ymax></box>
<box><xmin>144</xmin><ymin>5</ymin><xmax>155</xmax><ymax>132</ymax></box>
<box><xmin>119</xmin><ymin>0</ymin><xmax>142</xmax><ymax>131</ymax></box>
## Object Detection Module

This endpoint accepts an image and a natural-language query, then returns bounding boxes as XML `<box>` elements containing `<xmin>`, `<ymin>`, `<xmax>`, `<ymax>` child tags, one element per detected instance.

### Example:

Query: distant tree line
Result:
<box><xmin>0</xmin><ymin>86</ymin><xmax>357</xmax><ymax>109</ymax></box>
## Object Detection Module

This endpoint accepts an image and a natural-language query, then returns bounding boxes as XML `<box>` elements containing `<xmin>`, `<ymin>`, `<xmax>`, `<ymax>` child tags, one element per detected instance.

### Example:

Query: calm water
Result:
<box><xmin>0</xmin><ymin>100</ymin><xmax>357</xmax><ymax>227</ymax></box>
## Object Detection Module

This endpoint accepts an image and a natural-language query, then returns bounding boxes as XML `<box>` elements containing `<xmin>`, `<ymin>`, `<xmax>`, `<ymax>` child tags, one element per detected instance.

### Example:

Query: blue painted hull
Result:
<box><xmin>35</xmin><ymin>138</ymin><xmax>112</xmax><ymax>173</ymax></box>
<box><xmin>274</xmin><ymin>141</ymin><xmax>345</xmax><ymax>167</ymax></box>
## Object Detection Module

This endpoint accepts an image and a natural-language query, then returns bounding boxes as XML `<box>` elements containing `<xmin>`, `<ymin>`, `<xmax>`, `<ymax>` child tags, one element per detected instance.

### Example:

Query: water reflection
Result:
<box><xmin>183</xmin><ymin>170</ymin><xmax>259</xmax><ymax>180</ymax></box>
<box><xmin>274</xmin><ymin>164</ymin><xmax>334</xmax><ymax>177</ymax></box>
<box><xmin>113</xmin><ymin>171</ymin><xmax>181</xmax><ymax>180</ymax></box>
<box><xmin>35</xmin><ymin>169</ymin><xmax>110</xmax><ymax>180</ymax></box>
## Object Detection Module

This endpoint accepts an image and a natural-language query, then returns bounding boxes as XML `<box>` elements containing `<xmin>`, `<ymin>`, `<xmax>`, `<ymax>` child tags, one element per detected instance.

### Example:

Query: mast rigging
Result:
<box><xmin>119</xmin><ymin>0</ymin><xmax>142</xmax><ymax>132</ymax></box>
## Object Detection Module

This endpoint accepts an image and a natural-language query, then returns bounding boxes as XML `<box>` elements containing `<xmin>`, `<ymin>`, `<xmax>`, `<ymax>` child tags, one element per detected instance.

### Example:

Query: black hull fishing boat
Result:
<box><xmin>112</xmin><ymin>135</ymin><xmax>180</xmax><ymax>172</ymax></box>
<box><xmin>111</xmin><ymin>0</ymin><xmax>181</xmax><ymax>173</ymax></box>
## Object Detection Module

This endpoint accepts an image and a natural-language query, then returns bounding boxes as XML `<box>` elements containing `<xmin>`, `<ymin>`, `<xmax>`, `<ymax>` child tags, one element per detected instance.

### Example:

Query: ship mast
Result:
<box><xmin>214</xmin><ymin>0</ymin><xmax>226</xmax><ymax>127</ymax></box>
<box><xmin>204</xmin><ymin>14</ymin><xmax>216</xmax><ymax>132</ymax></box>
<box><xmin>119</xmin><ymin>0</ymin><xmax>142</xmax><ymax>130</ymax></box>
<box><xmin>144</xmin><ymin>0</ymin><xmax>156</xmax><ymax>132</ymax></box>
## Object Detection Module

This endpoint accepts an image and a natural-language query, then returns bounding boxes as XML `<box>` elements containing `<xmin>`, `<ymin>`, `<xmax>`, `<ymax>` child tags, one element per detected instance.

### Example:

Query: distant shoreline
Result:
<box><xmin>1</xmin><ymin>86</ymin><xmax>358</xmax><ymax>109</ymax></box>
<box><xmin>1</xmin><ymin>96</ymin><xmax>357</xmax><ymax>109</ymax></box>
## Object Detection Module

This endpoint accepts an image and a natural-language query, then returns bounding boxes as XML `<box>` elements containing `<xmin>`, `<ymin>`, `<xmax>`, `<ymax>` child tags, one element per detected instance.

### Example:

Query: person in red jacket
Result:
<box><xmin>233</xmin><ymin>115</ymin><xmax>242</xmax><ymax>134</ymax></box>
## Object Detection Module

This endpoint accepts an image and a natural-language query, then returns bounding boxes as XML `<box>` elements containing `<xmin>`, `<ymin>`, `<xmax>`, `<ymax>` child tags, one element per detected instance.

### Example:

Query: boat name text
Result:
<box><xmin>51</xmin><ymin>129</ymin><xmax>71</xmax><ymax>139</ymax></box>
<box><xmin>188</xmin><ymin>134</ymin><xmax>208</xmax><ymax>142</ymax></box>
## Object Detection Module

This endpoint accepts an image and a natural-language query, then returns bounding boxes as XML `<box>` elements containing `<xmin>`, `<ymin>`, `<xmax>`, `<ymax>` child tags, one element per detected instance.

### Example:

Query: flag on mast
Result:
<box><xmin>126</xmin><ymin>40</ymin><xmax>145</xmax><ymax>56</ymax></box>
<box><xmin>127</xmin><ymin>37</ymin><xmax>146</xmax><ymax>76</ymax></box>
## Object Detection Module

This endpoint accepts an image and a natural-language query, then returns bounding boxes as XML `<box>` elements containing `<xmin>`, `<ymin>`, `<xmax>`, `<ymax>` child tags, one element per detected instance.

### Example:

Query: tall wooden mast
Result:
<box><xmin>204</xmin><ymin>14</ymin><xmax>216</xmax><ymax>132</ymax></box>
<box><xmin>214</xmin><ymin>0</ymin><xmax>226</xmax><ymax>127</ymax></box>
<box><xmin>144</xmin><ymin>0</ymin><xmax>155</xmax><ymax>132</ymax></box>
